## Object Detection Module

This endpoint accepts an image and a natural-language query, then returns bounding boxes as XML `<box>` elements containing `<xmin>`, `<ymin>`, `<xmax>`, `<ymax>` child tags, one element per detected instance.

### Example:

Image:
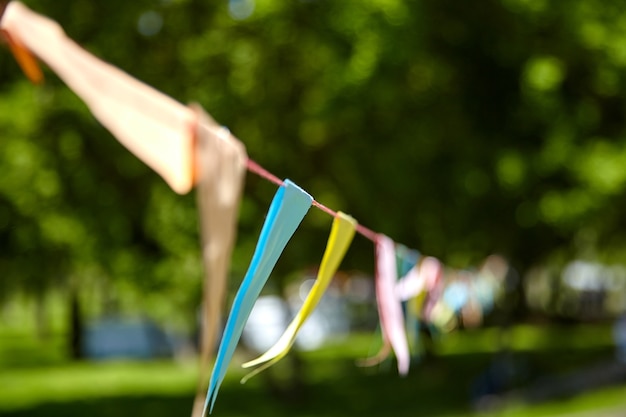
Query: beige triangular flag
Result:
<box><xmin>189</xmin><ymin>104</ymin><xmax>247</xmax><ymax>417</ymax></box>
<box><xmin>0</xmin><ymin>3</ymin><xmax>250</xmax><ymax>414</ymax></box>
<box><xmin>0</xmin><ymin>1</ymin><xmax>195</xmax><ymax>193</ymax></box>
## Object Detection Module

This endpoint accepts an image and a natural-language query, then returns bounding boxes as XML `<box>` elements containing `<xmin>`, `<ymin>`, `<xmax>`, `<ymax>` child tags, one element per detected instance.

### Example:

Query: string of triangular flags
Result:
<box><xmin>0</xmin><ymin>3</ymin><xmax>509</xmax><ymax>416</ymax></box>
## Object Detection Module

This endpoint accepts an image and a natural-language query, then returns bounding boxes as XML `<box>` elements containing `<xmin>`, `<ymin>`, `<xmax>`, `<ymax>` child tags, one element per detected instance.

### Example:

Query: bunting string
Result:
<box><xmin>246</xmin><ymin>157</ymin><xmax>379</xmax><ymax>242</ymax></box>
<box><xmin>0</xmin><ymin>3</ymin><xmax>509</xmax><ymax>416</ymax></box>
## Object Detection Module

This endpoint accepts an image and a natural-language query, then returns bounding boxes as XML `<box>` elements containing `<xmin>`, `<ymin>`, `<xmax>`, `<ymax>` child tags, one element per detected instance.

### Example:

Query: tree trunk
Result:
<box><xmin>69</xmin><ymin>287</ymin><xmax>83</xmax><ymax>360</ymax></box>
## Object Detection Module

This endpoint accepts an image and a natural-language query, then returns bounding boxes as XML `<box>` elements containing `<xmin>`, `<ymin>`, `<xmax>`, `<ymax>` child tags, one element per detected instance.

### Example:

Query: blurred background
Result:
<box><xmin>2</xmin><ymin>0</ymin><xmax>626</xmax><ymax>416</ymax></box>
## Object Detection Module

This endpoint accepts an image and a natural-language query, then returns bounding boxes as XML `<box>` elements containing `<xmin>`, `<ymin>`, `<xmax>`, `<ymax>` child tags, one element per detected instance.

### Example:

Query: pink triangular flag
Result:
<box><xmin>361</xmin><ymin>235</ymin><xmax>410</xmax><ymax>375</ymax></box>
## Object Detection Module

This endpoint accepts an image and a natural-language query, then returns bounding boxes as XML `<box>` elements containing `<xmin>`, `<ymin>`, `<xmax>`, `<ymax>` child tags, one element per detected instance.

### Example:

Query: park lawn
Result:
<box><xmin>0</xmin><ymin>325</ymin><xmax>625</xmax><ymax>417</ymax></box>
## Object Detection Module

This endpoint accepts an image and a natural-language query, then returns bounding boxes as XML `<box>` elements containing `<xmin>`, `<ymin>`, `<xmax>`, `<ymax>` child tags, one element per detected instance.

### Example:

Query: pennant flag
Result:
<box><xmin>394</xmin><ymin>246</ymin><xmax>421</xmax><ymax>357</ymax></box>
<box><xmin>461</xmin><ymin>293</ymin><xmax>484</xmax><ymax>329</ymax></box>
<box><xmin>426</xmin><ymin>272</ymin><xmax>469</xmax><ymax>332</ymax></box>
<box><xmin>443</xmin><ymin>279</ymin><xmax>470</xmax><ymax>313</ymax></box>
<box><xmin>396</xmin><ymin>265</ymin><xmax>424</xmax><ymax>302</ymax></box>
<box><xmin>204</xmin><ymin>179</ymin><xmax>312</xmax><ymax>414</ymax></box>
<box><xmin>0</xmin><ymin>19</ymin><xmax>43</xmax><ymax>84</ymax></box>
<box><xmin>240</xmin><ymin>212</ymin><xmax>357</xmax><ymax>382</ymax></box>
<box><xmin>190</xmin><ymin>105</ymin><xmax>247</xmax><ymax>417</ymax></box>
<box><xmin>0</xmin><ymin>3</ymin><xmax>512</xmax><ymax>412</ymax></box>
<box><xmin>399</xmin><ymin>256</ymin><xmax>443</xmax><ymax>349</ymax></box>
<box><xmin>460</xmin><ymin>255</ymin><xmax>509</xmax><ymax>328</ymax></box>
<box><xmin>395</xmin><ymin>244</ymin><xmax>420</xmax><ymax>278</ymax></box>
<box><xmin>0</xmin><ymin>1</ymin><xmax>197</xmax><ymax>194</ymax></box>
<box><xmin>422</xmin><ymin>257</ymin><xmax>445</xmax><ymax>322</ymax></box>
<box><xmin>362</xmin><ymin>235</ymin><xmax>410</xmax><ymax>375</ymax></box>
<box><xmin>396</xmin><ymin>256</ymin><xmax>440</xmax><ymax>302</ymax></box>
<box><xmin>428</xmin><ymin>300</ymin><xmax>457</xmax><ymax>332</ymax></box>
<box><xmin>476</xmin><ymin>254</ymin><xmax>509</xmax><ymax>313</ymax></box>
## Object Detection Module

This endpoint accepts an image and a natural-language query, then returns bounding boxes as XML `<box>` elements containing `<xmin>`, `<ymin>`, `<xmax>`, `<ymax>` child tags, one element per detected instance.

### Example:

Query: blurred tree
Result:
<box><xmin>2</xmin><ymin>0</ymin><xmax>626</xmax><ymax>351</ymax></box>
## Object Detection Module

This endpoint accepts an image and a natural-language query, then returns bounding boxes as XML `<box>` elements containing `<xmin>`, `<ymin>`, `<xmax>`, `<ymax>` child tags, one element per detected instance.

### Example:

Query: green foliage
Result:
<box><xmin>3</xmin><ymin>0</ymin><xmax>626</xmax><ymax>316</ymax></box>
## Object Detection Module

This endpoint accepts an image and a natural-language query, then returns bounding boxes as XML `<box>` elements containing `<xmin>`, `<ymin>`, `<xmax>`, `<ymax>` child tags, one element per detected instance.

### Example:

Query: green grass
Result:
<box><xmin>0</xmin><ymin>331</ymin><xmax>67</xmax><ymax>369</ymax></box>
<box><xmin>0</xmin><ymin>324</ymin><xmax>625</xmax><ymax>417</ymax></box>
<box><xmin>497</xmin><ymin>385</ymin><xmax>626</xmax><ymax>417</ymax></box>
<box><xmin>0</xmin><ymin>360</ymin><xmax>198</xmax><ymax>410</ymax></box>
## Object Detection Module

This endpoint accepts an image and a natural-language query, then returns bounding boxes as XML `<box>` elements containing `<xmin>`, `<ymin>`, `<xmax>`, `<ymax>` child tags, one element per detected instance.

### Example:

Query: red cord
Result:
<box><xmin>246</xmin><ymin>157</ymin><xmax>379</xmax><ymax>243</ymax></box>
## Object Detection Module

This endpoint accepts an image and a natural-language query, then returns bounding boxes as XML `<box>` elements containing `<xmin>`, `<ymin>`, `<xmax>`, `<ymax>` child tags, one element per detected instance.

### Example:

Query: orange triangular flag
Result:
<box><xmin>1</xmin><ymin>28</ymin><xmax>43</xmax><ymax>83</ymax></box>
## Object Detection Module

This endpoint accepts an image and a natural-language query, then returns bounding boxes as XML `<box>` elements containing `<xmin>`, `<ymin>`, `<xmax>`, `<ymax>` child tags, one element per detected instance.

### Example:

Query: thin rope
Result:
<box><xmin>246</xmin><ymin>157</ymin><xmax>379</xmax><ymax>243</ymax></box>
<box><xmin>246</xmin><ymin>158</ymin><xmax>284</xmax><ymax>187</ymax></box>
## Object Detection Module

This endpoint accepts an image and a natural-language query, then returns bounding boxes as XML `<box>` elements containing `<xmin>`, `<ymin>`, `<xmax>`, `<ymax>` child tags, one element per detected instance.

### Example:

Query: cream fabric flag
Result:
<box><xmin>190</xmin><ymin>105</ymin><xmax>247</xmax><ymax>417</ymax></box>
<box><xmin>0</xmin><ymin>1</ymin><xmax>195</xmax><ymax>194</ymax></box>
<box><xmin>240</xmin><ymin>212</ymin><xmax>357</xmax><ymax>383</ymax></box>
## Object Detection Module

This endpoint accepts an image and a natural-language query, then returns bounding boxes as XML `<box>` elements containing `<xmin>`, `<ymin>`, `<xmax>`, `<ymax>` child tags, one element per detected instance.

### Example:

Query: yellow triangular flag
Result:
<box><xmin>240</xmin><ymin>212</ymin><xmax>357</xmax><ymax>382</ymax></box>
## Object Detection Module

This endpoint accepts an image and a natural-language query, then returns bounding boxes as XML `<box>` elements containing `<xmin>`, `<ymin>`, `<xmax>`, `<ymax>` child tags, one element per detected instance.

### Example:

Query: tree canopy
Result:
<box><xmin>2</xmin><ymin>0</ymin><xmax>626</xmax><ymax>320</ymax></box>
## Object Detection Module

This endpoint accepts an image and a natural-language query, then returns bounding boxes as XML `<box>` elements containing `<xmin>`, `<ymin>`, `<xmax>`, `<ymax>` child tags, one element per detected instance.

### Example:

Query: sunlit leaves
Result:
<box><xmin>38</xmin><ymin>213</ymin><xmax>88</xmax><ymax>249</ymax></box>
<box><xmin>144</xmin><ymin>182</ymin><xmax>199</xmax><ymax>257</ymax></box>
<box><xmin>523</xmin><ymin>56</ymin><xmax>566</xmax><ymax>92</ymax></box>
<box><xmin>538</xmin><ymin>189</ymin><xmax>596</xmax><ymax>227</ymax></box>
<box><xmin>345</xmin><ymin>32</ymin><xmax>381</xmax><ymax>86</ymax></box>
<box><xmin>4</xmin><ymin>0</ymin><xmax>626</xmax><ymax>321</ymax></box>
<box><xmin>496</xmin><ymin>152</ymin><xmax>526</xmax><ymax>191</ymax></box>
<box><xmin>501</xmin><ymin>0</ymin><xmax>548</xmax><ymax>15</ymax></box>
<box><xmin>574</xmin><ymin>140</ymin><xmax>626</xmax><ymax>195</ymax></box>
